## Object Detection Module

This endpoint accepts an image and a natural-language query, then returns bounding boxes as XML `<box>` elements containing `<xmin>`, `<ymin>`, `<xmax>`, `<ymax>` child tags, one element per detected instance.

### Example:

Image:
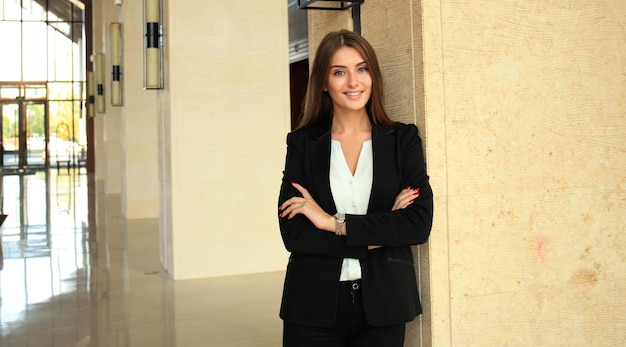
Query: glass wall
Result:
<box><xmin>0</xmin><ymin>0</ymin><xmax>86</xmax><ymax>170</ymax></box>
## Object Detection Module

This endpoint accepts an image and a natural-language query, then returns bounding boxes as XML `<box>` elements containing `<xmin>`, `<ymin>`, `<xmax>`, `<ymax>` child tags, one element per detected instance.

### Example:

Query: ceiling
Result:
<box><xmin>34</xmin><ymin>0</ymin><xmax>84</xmax><ymax>42</ymax></box>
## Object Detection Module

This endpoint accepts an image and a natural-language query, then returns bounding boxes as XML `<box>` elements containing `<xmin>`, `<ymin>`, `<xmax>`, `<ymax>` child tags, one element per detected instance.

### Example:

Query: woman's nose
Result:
<box><xmin>347</xmin><ymin>72</ymin><xmax>359</xmax><ymax>87</ymax></box>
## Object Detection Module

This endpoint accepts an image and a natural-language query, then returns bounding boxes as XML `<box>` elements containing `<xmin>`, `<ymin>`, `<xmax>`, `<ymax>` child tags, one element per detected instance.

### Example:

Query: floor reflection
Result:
<box><xmin>0</xmin><ymin>170</ymin><xmax>93</xmax><ymax>346</ymax></box>
<box><xmin>0</xmin><ymin>169</ymin><xmax>283</xmax><ymax>346</ymax></box>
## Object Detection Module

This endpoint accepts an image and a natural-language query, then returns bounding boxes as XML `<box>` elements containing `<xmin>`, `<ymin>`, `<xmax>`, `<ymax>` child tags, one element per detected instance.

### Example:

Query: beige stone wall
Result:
<box><xmin>309</xmin><ymin>0</ymin><xmax>626</xmax><ymax>346</ymax></box>
<box><xmin>428</xmin><ymin>1</ymin><xmax>626</xmax><ymax>345</ymax></box>
<box><xmin>159</xmin><ymin>0</ymin><xmax>291</xmax><ymax>279</ymax></box>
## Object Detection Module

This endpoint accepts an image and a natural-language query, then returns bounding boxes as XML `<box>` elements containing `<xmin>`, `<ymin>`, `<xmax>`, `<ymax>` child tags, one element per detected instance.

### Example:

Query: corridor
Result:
<box><xmin>0</xmin><ymin>169</ymin><xmax>284</xmax><ymax>346</ymax></box>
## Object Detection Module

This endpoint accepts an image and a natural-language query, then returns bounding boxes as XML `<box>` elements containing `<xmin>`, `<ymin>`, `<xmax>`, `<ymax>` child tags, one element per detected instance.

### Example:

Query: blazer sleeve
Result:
<box><xmin>278</xmin><ymin>131</ymin><xmax>368</xmax><ymax>259</ymax></box>
<box><xmin>345</xmin><ymin>124</ymin><xmax>434</xmax><ymax>247</ymax></box>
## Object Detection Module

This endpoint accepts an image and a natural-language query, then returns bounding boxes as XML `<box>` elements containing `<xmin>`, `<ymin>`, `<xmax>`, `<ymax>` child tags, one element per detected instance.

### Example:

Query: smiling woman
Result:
<box><xmin>277</xmin><ymin>30</ymin><xmax>433</xmax><ymax>346</ymax></box>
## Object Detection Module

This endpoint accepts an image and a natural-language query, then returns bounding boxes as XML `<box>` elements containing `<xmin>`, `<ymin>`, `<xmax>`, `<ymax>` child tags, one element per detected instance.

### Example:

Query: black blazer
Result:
<box><xmin>278</xmin><ymin>118</ymin><xmax>433</xmax><ymax>327</ymax></box>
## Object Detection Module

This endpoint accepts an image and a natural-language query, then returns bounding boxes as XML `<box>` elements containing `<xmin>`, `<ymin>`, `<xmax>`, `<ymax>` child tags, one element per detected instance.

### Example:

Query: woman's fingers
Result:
<box><xmin>279</xmin><ymin>196</ymin><xmax>303</xmax><ymax>218</ymax></box>
<box><xmin>392</xmin><ymin>187</ymin><xmax>420</xmax><ymax>211</ymax></box>
<box><xmin>280</xmin><ymin>183</ymin><xmax>332</xmax><ymax>230</ymax></box>
<box><xmin>291</xmin><ymin>182</ymin><xmax>312</xmax><ymax>199</ymax></box>
<box><xmin>279</xmin><ymin>183</ymin><xmax>319</xmax><ymax>219</ymax></box>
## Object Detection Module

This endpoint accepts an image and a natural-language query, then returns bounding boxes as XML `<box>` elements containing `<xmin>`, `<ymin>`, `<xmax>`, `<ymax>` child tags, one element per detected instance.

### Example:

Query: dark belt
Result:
<box><xmin>339</xmin><ymin>280</ymin><xmax>361</xmax><ymax>291</ymax></box>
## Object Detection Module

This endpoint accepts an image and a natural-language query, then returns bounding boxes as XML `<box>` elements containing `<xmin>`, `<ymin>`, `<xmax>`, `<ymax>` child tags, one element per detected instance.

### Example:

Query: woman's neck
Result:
<box><xmin>331</xmin><ymin>111</ymin><xmax>371</xmax><ymax>136</ymax></box>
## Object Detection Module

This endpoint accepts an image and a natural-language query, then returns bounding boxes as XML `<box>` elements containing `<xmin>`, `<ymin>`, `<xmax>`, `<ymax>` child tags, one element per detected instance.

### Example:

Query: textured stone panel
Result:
<box><xmin>451</xmin><ymin>278</ymin><xmax>626</xmax><ymax>346</ymax></box>
<box><xmin>439</xmin><ymin>1</ymin><xmax>626</xmax><ymax>345</ymax></box>
<box><xmin>362</xmin><ymin>0</ymin><xmax>416</xmax><ymax>125</ymax></box>
<box><xmin>307</xmin><ymin>11</ymin><xmax>352</xmax><ymax>61</ymax></box>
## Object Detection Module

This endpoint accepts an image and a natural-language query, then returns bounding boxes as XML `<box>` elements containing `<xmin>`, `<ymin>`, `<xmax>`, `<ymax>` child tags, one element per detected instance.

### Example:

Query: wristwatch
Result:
<box><xmin>334</xmin><ymin>212</ymin><xmax>345</xmax><ymax>236</ymax></box>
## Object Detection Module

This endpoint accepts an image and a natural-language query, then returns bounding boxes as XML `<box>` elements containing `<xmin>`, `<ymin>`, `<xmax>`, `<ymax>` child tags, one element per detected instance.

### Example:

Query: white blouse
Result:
<box><xmin>330</xmin><ymin>139</ymin><xmax>373</xmax><ymax>281</ymax></box>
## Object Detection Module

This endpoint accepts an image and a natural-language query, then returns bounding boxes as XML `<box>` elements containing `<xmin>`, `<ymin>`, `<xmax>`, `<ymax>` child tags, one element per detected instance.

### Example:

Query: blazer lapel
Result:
<box><xmin>368</xmin><ymin>126</ymin><xmax>396</xmax><ymax>213</ymax></box>
<box><xmin>308</xmin><ymin>121</ymin><xmax>337</xmax><ymax>213</ymax></box>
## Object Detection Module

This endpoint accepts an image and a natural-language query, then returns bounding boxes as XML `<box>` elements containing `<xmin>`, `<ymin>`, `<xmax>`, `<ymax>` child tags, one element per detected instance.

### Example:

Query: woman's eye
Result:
<box><xmin>358</xmin><ymin>66</ymin><xmax>368</xmax><ymax>73</ymax></box>
<box><xmin>333</xmin><ymin>70</ymin><xmax>345</xmax><ymax>76</ymax></box>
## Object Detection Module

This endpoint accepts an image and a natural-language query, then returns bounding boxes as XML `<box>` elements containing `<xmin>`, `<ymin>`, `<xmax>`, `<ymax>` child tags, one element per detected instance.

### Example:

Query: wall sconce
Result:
<box><xmin>110</xmin><ymin>22</ymin><xmax>123</xmax><ymax>106</ymax></box>
<box><xmin>87</xmin><ymin>71</ymin><xmax>95</xmax><ymax>117</ymax></box>
<box><xmin>297</xmin><ymin>0</ymin><xmax>364</xmax><ymax>34</ymax></box>
<box><xmin>144</xmin><ymin>0</ymin><xmax>163</xmax><ymax>89</ymax></box>
<box><xmin>95</xmin><ymin>53</ymin><xmax>105</xmax><ymax>113</ymax></box>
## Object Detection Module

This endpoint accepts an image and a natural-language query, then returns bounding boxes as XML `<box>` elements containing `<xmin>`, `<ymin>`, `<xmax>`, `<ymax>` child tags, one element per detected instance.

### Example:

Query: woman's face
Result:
<box><xmin>325</xmin><ymin>46</ymin><xmax>372</xmax><ymax>115</ymax></box>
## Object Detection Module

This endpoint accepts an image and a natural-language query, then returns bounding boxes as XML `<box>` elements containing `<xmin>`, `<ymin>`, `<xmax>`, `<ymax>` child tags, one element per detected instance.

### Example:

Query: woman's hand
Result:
<box><xmin>279</xmin><ymin>182</ymin><xmax>334</xmax><ymax>232</ymax></box>
<box><xmin>392</xmin><ymin>186</ymin><xmax>420</xmax><ymax>211</ymax></box>
<box><xmin>370</xmin><ymin>187</ymin><xmax>420</xmax><ymax>251</ymax></box>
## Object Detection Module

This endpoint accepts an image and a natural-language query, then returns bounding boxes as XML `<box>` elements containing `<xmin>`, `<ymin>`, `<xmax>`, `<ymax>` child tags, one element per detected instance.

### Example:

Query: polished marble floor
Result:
<box><xmin>0</xmin><ymin>169</ymin><xmax>284</xmax><ymax>346</ymax></box>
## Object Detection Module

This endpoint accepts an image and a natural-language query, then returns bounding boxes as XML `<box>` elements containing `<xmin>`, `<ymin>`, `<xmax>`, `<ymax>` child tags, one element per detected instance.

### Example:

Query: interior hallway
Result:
<box><xmin>0</xmin><ymin>169</ymin><xmax>284</xmax><ymax>346</ymax></box>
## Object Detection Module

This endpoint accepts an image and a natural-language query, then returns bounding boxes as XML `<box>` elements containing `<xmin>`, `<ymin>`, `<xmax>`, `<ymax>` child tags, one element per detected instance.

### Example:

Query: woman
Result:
<box><xmin>278</xmin><ymin>29</ymin><xmax>433</xmax><ymax>346</ymax></box>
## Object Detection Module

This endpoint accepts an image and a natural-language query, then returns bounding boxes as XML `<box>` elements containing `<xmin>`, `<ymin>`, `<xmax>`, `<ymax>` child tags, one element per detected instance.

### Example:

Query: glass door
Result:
<box><xmin>25</xmin><ymin>102</ymin><xmax>46</xmax><ymax>168</ymax></box>
<box><xmin>0</xmin><ymin>101</ymin><xmax>47</xmax><ymax>170</ymax></box>
<box><xmin>1</xmin><ymin>102</ymin><xmax>20</xmax><ymax>167</ymax></box>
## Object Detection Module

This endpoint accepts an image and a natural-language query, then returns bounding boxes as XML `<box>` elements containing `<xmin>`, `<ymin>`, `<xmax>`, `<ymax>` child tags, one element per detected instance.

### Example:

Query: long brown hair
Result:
<box><xmin>296</xmin><ymin>30</ymin><xmax>394</xmax><ymax>130</ymax></box>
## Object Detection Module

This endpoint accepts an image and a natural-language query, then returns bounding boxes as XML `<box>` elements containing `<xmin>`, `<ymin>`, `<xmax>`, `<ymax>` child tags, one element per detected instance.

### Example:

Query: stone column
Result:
<box><xmin>118</xmin><ymin>0</ymin><xmax>160</xmax><ymax>219</ymax></box>
<box><xmin>158</xmin><ymin>0</ymin><xmax>291</xmax><ymax>279</ymax></box>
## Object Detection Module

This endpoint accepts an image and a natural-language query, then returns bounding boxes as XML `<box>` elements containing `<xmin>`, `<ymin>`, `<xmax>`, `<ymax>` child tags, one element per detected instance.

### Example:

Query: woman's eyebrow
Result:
<box><xmin>330</xmin><ymin>61</ymin><xmax>366</xmax><ymax>69</ymax></box>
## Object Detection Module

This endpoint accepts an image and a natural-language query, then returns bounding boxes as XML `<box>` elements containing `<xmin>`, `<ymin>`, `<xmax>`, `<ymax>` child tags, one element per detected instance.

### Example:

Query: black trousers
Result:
<box><xmin>283</xmin><ymin>281</ymin><xmax>405</xmax><ymax>347</ymax></box>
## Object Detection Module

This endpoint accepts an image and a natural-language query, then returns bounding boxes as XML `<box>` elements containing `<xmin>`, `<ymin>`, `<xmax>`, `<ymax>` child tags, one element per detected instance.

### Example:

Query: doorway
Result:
<box><xmin>0</xmin><ymin>100</ymin><xmax>48</xmax><ymax>171</ymax></box>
